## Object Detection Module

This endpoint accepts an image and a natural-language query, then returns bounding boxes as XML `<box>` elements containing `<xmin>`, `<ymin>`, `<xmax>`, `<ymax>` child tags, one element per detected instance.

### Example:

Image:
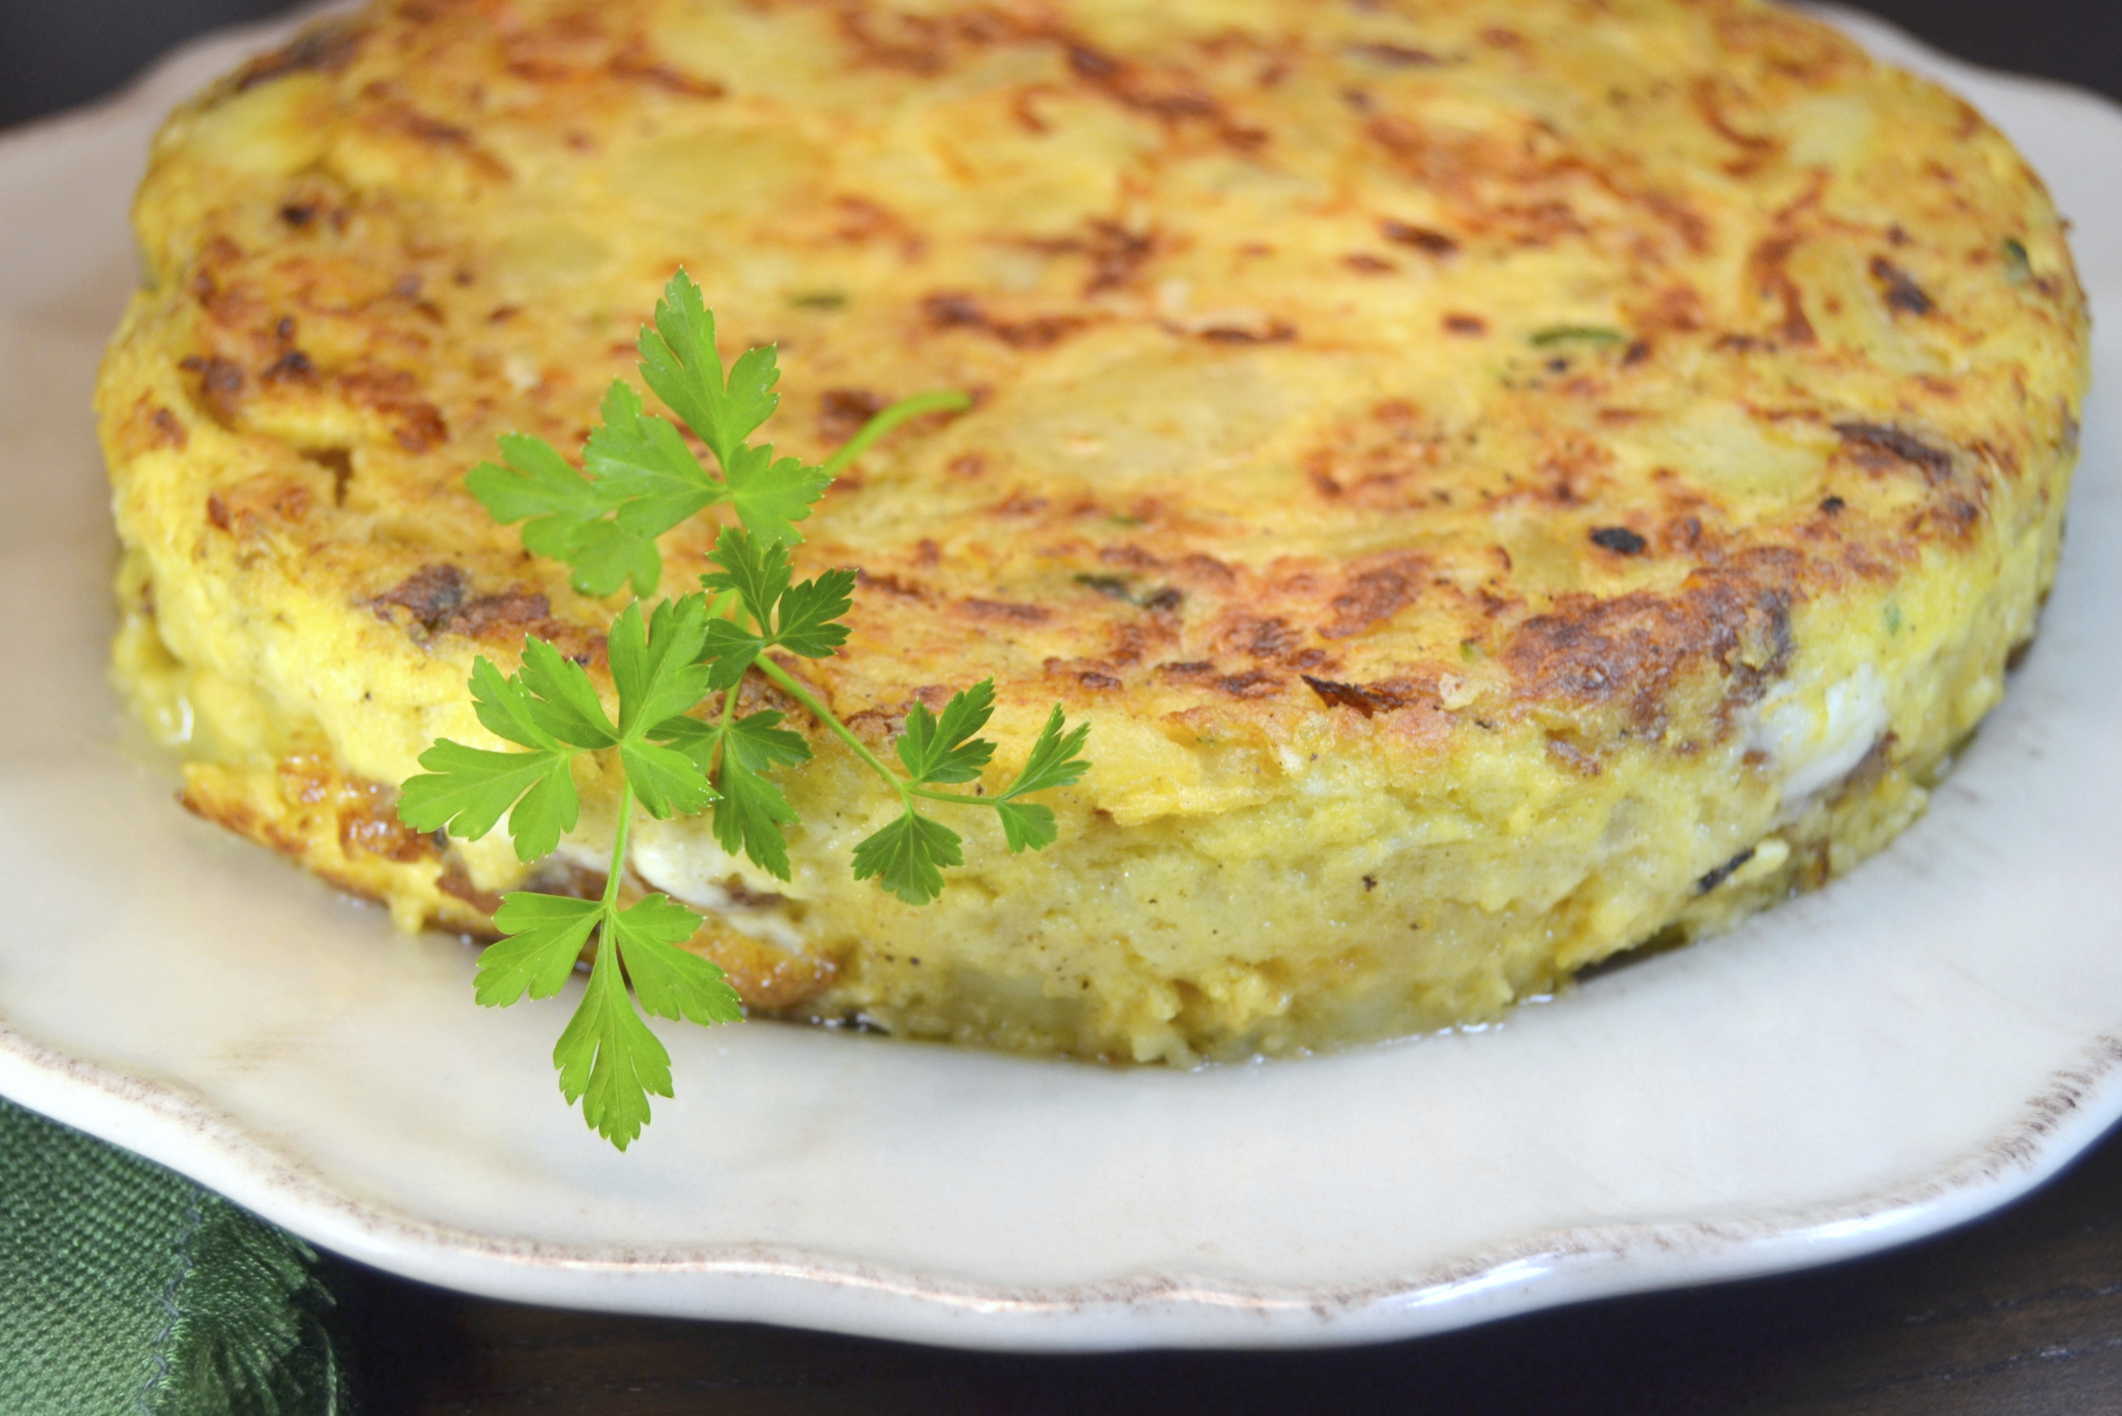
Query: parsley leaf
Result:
<box><xmin>840</xmin><ymin>687</ymin><xmax>1089</xmax><ymax>901</ymax></box>
<box><xmin>473</xmin><ymin>894</ymin><xmax>603</xmax><ymax>1006</ymax></box>
<box><xmin>773</xmin><ymin>568</ymin><xmax>857</xmax><ymax>659</ymax></box>
<box><xmin>849</xmin><ymin>810</ymin><xmax>964</xmax><ymax>906</ymax></box>
<box><xmin>655</xmin><ymin>709</ymin><xmax>811</xmax><ymax>881</ymax></box>
<box><xmin>553</xmin><ymin>940</ymin><xmax>672</xmax><ymax>1152</ymax></box>
<box><xmin>398</xmin><ymin>651</ymin><xmax>599</xmax><ymax>862</ymax></box>
<box><xmin>586</xmin><ymin>381</ymin><xmax>719</xmax><ymax>541</ymax></box>
<box><xmin>709</xmin><ymin>713</ymin><xmax>809</xmax><ymax>881</ymax></box>
<box><xmin>896</xmin><ymin>681</ymin><xmax>999</xmax><ymax>786</ymax></box>
<box><xmin>610</xmin><ymin>894</ymin><xmax>744</xmax><ymax>1027</ymax></box>
<box><xmin>398</xmin><ymin>600</ymin><xmax>721</xmax><ymax>860</ymax></box>
<box><xmin>998</xmin><ymin>704</ymin><xmax>1094</xmax><ymax>801</ymax></box>
<box><xmin>696</xmin><ymin>527</ymin><xmax>856</xmax><ymax>688</ymax></box>
<box><xmin>524</xmin><ymin>863</ymin><xmax>737</xmax><ymax>1151</ymax></box>
<box><xmin>467</xmin><ymin>433</ymin><xmax>665</xmax><ymax>599</ymax></box>
<box><xmin>720</xmin><ymin>442</ymin><xmax>832</xmax><ymax>548</ymax></box>
<box><xmin>515</xmin><ymin>638</ymin><xmax>619</xmax><ymax>748</ymax></box>
<box><xmin>475</xmin><ymin>831</ymin><xmax>739</xmax><ymax>1150</ymax></box>
<box><xmin>636</xmin><ymin>268</ymin><xmax>780</xmax><ymax>475</ymax></box>
<box><xmin>472</xmin><ymin>270</ymin><xmax>838</xmax><ymax>595</ymax></box>
<box><xmin>609</xmin><ymin>597</ymin><xmax>714</xmax><ymax>736</ymax></box>
<box><xmin>398</xmin><ymin>738</ymin><xmax>578</xmax><ymax>862</ymax></box>
<box><xmin>698</xmin><ymin>525</ymin><xmax>791</xmax><ymax>629</ymax></box>
<box><xmin>991</xmin><ymin>706</ymin><xmax>1093</xmax><ymax>853</ymax></box>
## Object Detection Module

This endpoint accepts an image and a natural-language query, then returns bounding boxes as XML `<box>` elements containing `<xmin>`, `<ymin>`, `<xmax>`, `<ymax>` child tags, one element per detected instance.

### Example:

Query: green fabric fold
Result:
<box><xmin>0</xmin><ymin>1096</ymin><xmax>348</xmax><ymax>1415</ymax></box>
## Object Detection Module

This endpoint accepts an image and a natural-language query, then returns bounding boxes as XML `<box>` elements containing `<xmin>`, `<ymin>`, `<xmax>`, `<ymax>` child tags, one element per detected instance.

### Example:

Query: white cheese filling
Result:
<box><xmin>626</xmin><ymin>822</ymin><xmax>810</xmax><ymax>952</ymax></box>
<box><xmin>1747</xmin><ymin>662</ymin><xmax>1891</xmax><ymax>812</ymax></box>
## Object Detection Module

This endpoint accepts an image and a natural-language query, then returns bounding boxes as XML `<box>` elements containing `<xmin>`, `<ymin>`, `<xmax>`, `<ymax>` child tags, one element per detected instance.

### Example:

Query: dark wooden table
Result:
<box><xmin>325</xmin><ymin>1119</ymin><xmax>2122</xmax><ymax>1414</ymax></box>
<box><xmin>16</xmin><ymin>2</ymin><xmax>2119</xmax><ymax>1411</ymax></box>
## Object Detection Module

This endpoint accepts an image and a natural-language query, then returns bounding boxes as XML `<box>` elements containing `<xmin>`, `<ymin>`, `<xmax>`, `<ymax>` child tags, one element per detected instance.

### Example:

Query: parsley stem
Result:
<box><xmin>754</xmin><ymin>657</ymin><xmax>912</xmax><ymax>803</ymax></box>
<box><xmin>818</xmin><ymin>390</ymin><xmax>973</xmax><ymax>480</ymax></box>
<box><xmin>909</xmin><ymin>784</ymin><xmax>1001</xmax><ymax>809</ymax></box>
<box><xmin>602</xmin><ymin>778</ymin><xmax>634</xmax><ymax>913</ymax></box>
<box><xmin>754</xmin><ymin>661</ymin><xmax>1005</xmax><ymax>812</ymax></box>
<box><xmin>708</xmin><ymin>684</ymin><xmax>740</xmax><ymax>779</ymax></box>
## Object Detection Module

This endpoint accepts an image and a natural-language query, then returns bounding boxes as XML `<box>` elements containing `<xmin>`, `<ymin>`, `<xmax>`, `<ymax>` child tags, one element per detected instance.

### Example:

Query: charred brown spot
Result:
<box><xmin>1223</xmin><ymin>615</ymin><xmax>1305</xmax><ymax>661</ymax></box>
<box><xmin>1819</xmin><ymin>496</ymin><xmax>1846</xmax><ymax>515</ymax></box>
<box><xmin>959</xmin><ymin>597</ymin><xmax>1051</xmax><ymax>624</ymax></box>
<box><xmin>371</xmin><ymin>564</ymin><xmax>557</xmax><ymax>642</ymax></box>
<box><xmin>1694</xmin><ymin>846</ymin><xmax>1756</xmax><ymax>893</ymax></box>
<box><xmin>1047</xmin><ymin>657</ymin><xmax>1124</xmax><ymax>691</ymax></box>
<box><xmin>1197</xmin><ymin>321</ymin><xmax>1296</xmax><ymax>345</ymax></box>
<box><xmin>1028</xmin><ymin>220</ymin><xmax>1158</xmax><ymax>296</ymax></box>
<box><xmin>1833</xmin><ymin>732</ymin><xmax>1897</xmax><ymax>805</ymax></box>
<box><xmin>379</xmin><ymin>102</ymin><xmax>471</xmax><ymax>148</ymax></box>
<box><xmin>340</xmin><ymin>803</ymin><xmax>434</xmax><ymax>864</ymax></box>
<box><xmin>261</xmin><ymin>348</ymin><xmax>317</xmax><ymax>385</ymax></box>
<box><xmin>1748</xmin><ymin>234</ymin><xmax>1816</xmax><ymax>346</ymax></box>
<box><xmin>1833</xmin><ymin>422</ymin><xmax>1954</xmax><ymax>481</ymax></box>
<box><xmin>1176</xmin><ymin>552</ymin><xmax>1238</xmax><ymax>586</ymax></box>
<box><xmin>1691</xmin><ymin>75</ymin><xmax>1783</xmax><ymax>176</ymax></box>
<box><xmin>1443</xmin><ymin>313</ymin><xmax>1488</xmax><ymax>336</ymax></box>
<box><xmin>1632</xmin><ymin>283</ymin><xmax>1707</xmax><ymax>334</ymax></box>
<box><xmin>922</xmin><ymin>291</ymin><xmax>1091</xmax><ymax>349</ymax></box>
<box><xmin>1589</xmin><ymin>526</ymin><xmax>1647</xmax><ymax>556</ymax></box>
<box><xmin>356</xmin><ymin>85</ymin><xmax>512</xmax><ymax>181</ymax></box>
<box><xmin>684</xmin><ymin>917</ymin><xmax>837</xmax><ymax>1012</ymax></box>
<box><xmin>1344</xmin><ymin>254</ymin><xmax>1396</xmax><ymax>274</ymax></box>
<box><xmin>304</xmin><ymin>447</ymin><xmax>355</xmax><ymax>505</ymax></box>
<box><xmin>148</xmin><ymin>406</ymin><xmax>188</xmax><ymax>450</ymax></box>
<box><xmin>1101</xmin><ymin>544</ymin><xmax>1166</xmax><ymax>571</ymax></box>
<box><xmin>1322</xmin><ymin>555</ymin><xmax>1423</xmax><ymax>639</ymax></box>
<box><xmin>1637</xmin><ymin>192</ymin><xmax>1712</xmax><ymax>256</ymax></box>
<box><xmin>818</xmin><ymin>387</ymin><xmax>888</xmax><ymax>441</ymax></box>
<box><xmin>1301</xmin><ymin>675</ymin><xmax>1405</xmax><ymax>717</ymax></box>
<box><xmin>1348</xmin><ymin>42</ymin><xmax>1444</xmax><ymax>67</ymax></box>
<box><xmin>205</xmin><ymin>495</ymin><xmax>231</xmax><ymax>531</ymax></box>
<box><xmin>372</xmin><ymin>563</ymin><xmax>471</xmax><ymax>631</ymax></box>
<box><xmin>1504</xmin><ymin>551</ymin><xmax>1798</xmax><ymax>730</ymax></box>
<box><xmin>236</xmin><ymin>21</ymin><xmax>362</xmax><ymax>91</ymax></box>
<box><xmin>1214</xmin><ymin>669</ymin><xmax>1285</xmax><ymax>699</ymax></box>
<box><xmin>448</xmin><ymin>588</ymin><xmax>557</xmax><ymax>640</ymax></box>
<box><xmin>1545</xmin><ymin>736</ymin><xmax>1600</xmax><ymax>776</ymax></box>
<box><xmin>608</xmin><ymin>40</ymin><xmax>725</xmax><ymax>97</ymax></box>
<box><xmin>1381</xmin><ymin>221</ymin><xmax>1459</xmax><ymax>256</ymax></box>
<box><xmin>854</xmin><ymin>568</ymin><xmax>931</xmax><ymax>600</ymax></box>
<box><xmin>437</xmin><ymin>860</ymin><xmax>506</xmax><ymax>916</ymax></box>
<box><xmin>1869</xmin><ymin>257</ymin><xmax>1936</xmax><ymax>316</ymax></box>
<box><xmin>1065</xmin><ymin>40</ymin><xmax>1266</xmax><ymax>150</ymax></box>
<box><xmin>179</xmin><ymin>354</ymin><xmax>246</xmax><ymax>424</ymax></box>
<box><xmin>336</xmin><ymin>365</ymin><xmax>449</xmax><ymax>452</ymax></box>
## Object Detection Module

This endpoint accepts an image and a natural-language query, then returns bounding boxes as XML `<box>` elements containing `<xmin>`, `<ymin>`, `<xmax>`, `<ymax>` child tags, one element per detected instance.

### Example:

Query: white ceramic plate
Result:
<box><xmin>2</xmin><ymin>6</ymin><xmax>2119</xmax><ymax>1353</ymax></box>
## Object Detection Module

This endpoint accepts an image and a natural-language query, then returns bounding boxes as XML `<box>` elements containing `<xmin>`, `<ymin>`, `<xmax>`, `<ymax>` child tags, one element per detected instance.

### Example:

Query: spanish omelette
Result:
<box><xmin>100</xmin><ymin>0</ymin><xmax>2088</xmax><ymax>1062</ymax></box>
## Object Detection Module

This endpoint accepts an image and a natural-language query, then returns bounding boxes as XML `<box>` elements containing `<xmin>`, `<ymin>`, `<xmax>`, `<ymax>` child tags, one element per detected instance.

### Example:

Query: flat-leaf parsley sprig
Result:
<box><xmin>397</xmin><ymin>270</ymin><xmax>1091</xmax><ymax>1148</ymax></box>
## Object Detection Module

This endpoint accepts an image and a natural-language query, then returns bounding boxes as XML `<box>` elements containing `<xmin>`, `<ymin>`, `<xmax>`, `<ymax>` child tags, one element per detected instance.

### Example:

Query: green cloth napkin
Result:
<box><xmin>0</xmin><ymin>1096</ymin><xmax>349</xmax><ymax>1415</ymax></box>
